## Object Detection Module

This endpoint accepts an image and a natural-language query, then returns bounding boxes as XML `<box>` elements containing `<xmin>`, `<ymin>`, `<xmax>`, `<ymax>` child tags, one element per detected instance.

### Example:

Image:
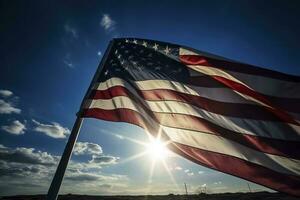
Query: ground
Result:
<box><xmin>1</xmin><ymin>192</ymin><xmax>300</xmax><ymax>200</ymax></box>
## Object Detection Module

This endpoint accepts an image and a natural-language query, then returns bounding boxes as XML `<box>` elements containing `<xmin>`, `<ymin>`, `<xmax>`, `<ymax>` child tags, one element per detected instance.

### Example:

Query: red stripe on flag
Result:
<box><xmin>189</xmin><ymin>76</ymin><xmax>226</xmax><ymax>87</ymax></box>
<box><xmin>170</xmin><ymin>142</ymin><xmax>300</xmax><ymax>196</ymax></box>
<box><xmin>189</xmin><ymin>76</ymin><xmax>300</xmax><ymax>113</ymax></box>
<box><xmin>89</xmin><ymin>85</ymin><xmax>300</xmax><ymax>157</ymax></box>
<box><xmin>211</xmin><ymin>75</ymin><xmax>299</xmax><ymax>126</ymax></box>
<box><xmin>82</xmin><ymin>108</ymin><xmax>159</xmax><ymax>138</ymax></box>
<box><xmin>82</xmin><ymin>107</ymin><xmax>300</xmax><ymax>196</ymax></box>
<box><xmin>90</xmin><ymin>86</ymin><xmax>297</xmax><ymax>124</ymax></box>
<box><xmin>155</xmin><ymin>113</ymin><xmax>300</xmax><ymax>159</ymax></box>
<box><xmin>180</xmin><ymin>54</ymin><xmax>300</xmax><ymax>82</ymax></box>
<box><xmin>82</xmin><ymin>104</ymin><xmax>300</xmax><ymax>159</ymax></box>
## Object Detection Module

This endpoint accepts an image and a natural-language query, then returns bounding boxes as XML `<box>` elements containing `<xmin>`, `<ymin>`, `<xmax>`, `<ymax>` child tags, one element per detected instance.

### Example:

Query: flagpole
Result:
<box><xmin>46</xmin><ymin>116</ymin><xmax>83</xmax><ymax>200</ymax></box>
<box><xmin>46</xmin><ymin>39</ymin><xmax>115</xmax><ymax>200</ymax></box>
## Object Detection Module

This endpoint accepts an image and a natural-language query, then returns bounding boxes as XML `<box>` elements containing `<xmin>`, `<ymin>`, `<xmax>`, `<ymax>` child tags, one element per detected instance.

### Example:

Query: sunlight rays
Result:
<box><xmin>161</xmin><ymin>159</ymin><xmax>180</xmax><ymax>191</ymax></box>
<box><xmin>118</xmin><ymin>151</ymin><xmax>148</xmax><ymax>164</ymax></box>
<box><xmin>112</xmin><ymin>128</ymin><xmax>179</xmax><ymax>192</ymax></box>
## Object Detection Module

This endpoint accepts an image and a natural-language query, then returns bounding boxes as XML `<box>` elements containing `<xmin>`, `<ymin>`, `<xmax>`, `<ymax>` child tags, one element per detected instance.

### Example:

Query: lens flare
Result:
<box><xmin>146</xmin><ymin>138</ymin><xmax>169</xmax><ymax>160</ymax></box>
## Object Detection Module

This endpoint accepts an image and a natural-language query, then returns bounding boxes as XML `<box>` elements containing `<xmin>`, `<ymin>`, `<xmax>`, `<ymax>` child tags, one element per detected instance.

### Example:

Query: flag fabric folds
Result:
<box><xmin>81</xmin><ymin>38</ymin><xmax>300</xmax><ymax>196</ymax></box>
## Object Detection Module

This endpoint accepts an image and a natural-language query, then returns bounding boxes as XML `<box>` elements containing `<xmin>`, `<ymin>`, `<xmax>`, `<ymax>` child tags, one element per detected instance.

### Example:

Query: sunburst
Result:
<box><xmin>112</xmin><ymin>130</ymin><xmax>178</xmax><ymax>192</ymax></box>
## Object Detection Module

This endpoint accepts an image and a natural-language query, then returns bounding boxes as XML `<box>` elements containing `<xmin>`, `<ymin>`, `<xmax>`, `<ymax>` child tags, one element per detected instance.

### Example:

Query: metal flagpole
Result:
<box><xmin>46</xmin><ymin>39</ymin><xmax>115</xmax><ymax>200</ymax></box>
<box><xmin>46</xmin><ymin>116</ymin><xmax>83</xmax><ymax>200</ymax></box>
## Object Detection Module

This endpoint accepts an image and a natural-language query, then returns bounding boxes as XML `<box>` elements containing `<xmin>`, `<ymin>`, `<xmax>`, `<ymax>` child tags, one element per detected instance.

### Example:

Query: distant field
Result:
<box><xmin>1</xmin><ymin>192</ymin><xmax>300</xmax><ymax>200</ymax></box>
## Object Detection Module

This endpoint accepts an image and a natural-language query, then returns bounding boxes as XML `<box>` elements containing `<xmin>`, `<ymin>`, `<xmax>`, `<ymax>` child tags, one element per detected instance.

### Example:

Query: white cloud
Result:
<box><xmin>0</xmin><ymin>144</ymin><xmax>127</xmax><ymax>196</ymax></box>
<box><xmin>0</xmin><ymin>90</ymin><xmax>13</xmax><ymax>97</ymax></box>
<box><xmin>32</xmin><ymin>119</ymin><xmax>70</xmax><ymax>139</ymax></box>
<box><xmin>73</xmin><ymin>141</ymin><xmax>120</xmax><ymax>168</ymax></box>
<box><xmin>1</xmin><ymin>120</ymin><xmax>26</xmax><ymax>135</ymax></box>
<box><xmin>0</xmin><ymin>99</ymin><xmax>21</xmax><ymax>114</ymax></box>
<box><xmin>174</xmin><ymin>166</ymin><xmax>182</xmax><ymax>170</ymax></box>
<box><xmin>114</xmin><ymin>134</ymin><xmax>124</xmax><ymax>140</ymax></box>
<box><xmin>65</xmin><ymin>172</ymin><xmax>126</xmax><ymax>182</ymax></box>
<box><xmin>100</xmin><ymin>14</ymin><xmax>116</xmax><ymax>32</ymax></box>
<box><xmin>63</xmin><ymin>53</ymin><xmax>74</xmax><ymax>68</ymax></box>
<box><xmin>89</xmin><ymin>155</ymin><xmax>119</xmax><ymax>165</ymax></box>
<box><xmin>198</xmin><ymin>170</ymin><xmax>204</xmax><ymax>174</ymax></box>
<box><xmin>65</xmin><ymin>172</ymin><xmax>103</xmax><ymax>182</ymax></box>
<box><xmin>0</xmin><ymin>145</ymin><xmax>58</xmax><ymax>166</ymax></box>
<box><xmin>0</xmin><ymin>144</ymin><xmax>129</xmax><ymax>196</ymax></box>
<box><xmin>214</xmin><ymin>181</ymin><xmax>222</xmax><ymax>185</ymax></box>
<box><xmin>62</xmin><ymin>24</ymin><xmax>78</xmax><ymax>69</ymax></box>
<box><xmin>187</xmin><ymin>172</ymin><xmax>194</xmax><ymax>176</ymax></box>
<box><xmin>74</xmin><ymin>142</ymin><xmax>103</xmax><ymax>156</ymax></box>
<box><xmin>63</xmin><ymin>60</ymin><xmax>74</xmax><ymax>68</ymax></box>
<box><xmin>201</xmin><ymin>183</ymin><xmax>207</xmax><ymax>187</ymax></box>
<box><xmin>64</xmin><ymin>24</ymin><xmax>78</xmax><ymax>39</ymax></box>
<box><xmin>184</xmin><ymin>169</ymin><xmax>194</xmax><ymax>176</ymax></box>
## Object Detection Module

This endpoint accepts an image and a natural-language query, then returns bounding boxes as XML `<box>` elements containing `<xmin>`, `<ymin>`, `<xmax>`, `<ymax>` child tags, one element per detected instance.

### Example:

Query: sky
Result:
<box><xmin>1</xmin><ymin>0</ymin><xmax>300</xmax><ymax>196</ymax></box>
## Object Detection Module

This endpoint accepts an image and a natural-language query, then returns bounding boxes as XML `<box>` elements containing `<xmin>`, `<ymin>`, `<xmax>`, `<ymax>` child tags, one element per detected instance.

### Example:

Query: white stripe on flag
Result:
<box><xmin>83</xmin><ymin>97</ymin><xmax>300</xmax><ymax>176</ymax></box>
<box><xmin>190</xmin><ymin>70</ymin><xmax>300</xmax><ymax>98</ymax></box>
<box><xmin>93</xmin><ymin>77</ymin><xmax>257</xmax><ymax>105</ymax></box>
<box><xmin>187</xmin><ymin>64</ymin><xmax>271</xmax><ymax>108</ymax></box>
<box><xmin>84</xmin><ymin>96</ymin><xmax>300</xmax><ymax>141</ymax></box>
<box><xmin>162</xmin><ymin>126</ymin><xmax>300</xmax><ymax>176</ymax></box>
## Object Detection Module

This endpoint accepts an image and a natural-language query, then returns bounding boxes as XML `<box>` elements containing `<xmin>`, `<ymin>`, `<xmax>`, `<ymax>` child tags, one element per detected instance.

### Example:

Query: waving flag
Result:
<box><xmin>81</xmin><ymin>38</ymin><xmax>300</xmax><ymax>196</ymax></box>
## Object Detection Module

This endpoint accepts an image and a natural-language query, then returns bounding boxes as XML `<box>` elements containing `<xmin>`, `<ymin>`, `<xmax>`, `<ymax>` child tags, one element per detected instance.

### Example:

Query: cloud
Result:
<box><xmin>65</xmin><ymin>172</ymin><xmax>125</xmax><ymax>182</ymax></box>
<box><xmin>0</xmin><ymin>163</ymin><xmax>41</xmax><ymax>178</ymax></box>
<box><xmin>100</xmin><ymin>14</ymin><xmax>116</xmax><ymax>32</ymax></box>
<box><xmin>74</xmin><ymin>142</ymin><xmax>103</xmax><ymax>156</ymax></box>
<box><xmin>214</xmin><ymin>181</ymin><xmax>222</xmax><ymax>185</ymax></box>
<box><xmin>74</xmin><ymin>141</ymin><xmax>120</xmax><ymax>167</ymax></box>
<box><xmin>114</xmin><ymin>134</ymin><xmax>124</xmax><ymax>140</ymax></box>
<box><xmin>64</xmin><ymin>24</ymin><xmax>78</xmax><ymax>39</ymax></box>
<box><xmin>65</xmin><ymin>172</ymin><xmax>101</xmax><ymax>182</ymax></box>
<box><xmin>187</xmin><ymin>172</ymin><xmax>194</xmax><ymax>176</ymax></box>
<box><xmin>63</xmin><ymin>52</ymin><xmax>74</xmax><ymax>68</ymax></box>
<box><xmin>0</xmin><ymin>99</ymin><xmax>21</xmax><ymax>114</ymax></box>
<box><xmin>0</xmin><ymin>145</ymin><xmax>58</xmax><ymax>166</ymax></box>
<box><xmin>99</xmin><ymin>184</ymin><xmax>113</xmax><ymax>189</ymax></box>
<box><xmin>1</xmin><ymin>120</ymin><xmax>26</xmax><ymax>135</ymax></box>
<box><xmin>0</xmin><ymin>144</ymin><xmax>127</xmax><ymax>196</ymax></box>
<box><xmin>89</xmin><ymin>155</ymin><xmax>119</xmax><ymax>165</ymax></box>
<box><xmin>198</xmin><ymin>171</ymin><xmax>204</xmax><ymax>174</ymax></box>
<box><xmin>0</xmin><ymin>89</ymin><xmax>21</xmax><ymax>115</ymax></box>
<box><xmin>0</xmin><ymin>90</ymin><xmax>13</xmax><ymax>97</ymax></box>
<box><xmin>63</xmin><ymin>60</ymin><xmax>74</xmax><ymax>68</ymax></box>
<box><xmin>184</xmin><ymin>169</ymin><xmax>194</xmax><ymax>176</ymax></box>
<box><xmin>32</xmin><ymin>119</ymin><xmax>70</xmax><ymax>139</ymax></box>
<box><xmin>62</xmin><ymin>24</ymin><xmax>78</xmax><ymax>69</ymax></box>
<box><xmin>174</xmin><ymin>166</ymin><xmax>182</xmax><ymax>170</ymax></box>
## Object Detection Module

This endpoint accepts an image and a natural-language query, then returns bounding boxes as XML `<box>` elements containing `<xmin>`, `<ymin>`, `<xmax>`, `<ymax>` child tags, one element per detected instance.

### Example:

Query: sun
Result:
<box><xmin>146</xmin><ymin>137</ymin><xmax>169</xmax><ymax>160</ymax></box>
<box><xmin>112</xmin><ymin>132</ymin><xmax>179</xmax><ymax>192</ymax></box>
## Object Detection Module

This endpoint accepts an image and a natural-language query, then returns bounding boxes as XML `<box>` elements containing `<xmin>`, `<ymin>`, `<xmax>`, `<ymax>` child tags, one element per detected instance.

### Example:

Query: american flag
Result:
<box><xmin>81</xmin><ymin>38</ymin><xmax>300</xmax><ymax>196</ymax></box>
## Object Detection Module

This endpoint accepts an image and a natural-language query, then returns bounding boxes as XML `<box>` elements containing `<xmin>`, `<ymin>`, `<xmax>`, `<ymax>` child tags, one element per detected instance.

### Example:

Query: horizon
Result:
<box><xmin>1</xmin><ymin>0</ymin><xmax>300</xmax><ymax>197</ymax></box>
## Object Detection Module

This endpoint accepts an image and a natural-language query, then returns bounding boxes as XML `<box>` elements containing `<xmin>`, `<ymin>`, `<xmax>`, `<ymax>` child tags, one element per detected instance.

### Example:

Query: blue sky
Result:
<box><xmin>1</xmin><ymin>0</ymin><xmax>300</xmax><ymax>196</ymax></box>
